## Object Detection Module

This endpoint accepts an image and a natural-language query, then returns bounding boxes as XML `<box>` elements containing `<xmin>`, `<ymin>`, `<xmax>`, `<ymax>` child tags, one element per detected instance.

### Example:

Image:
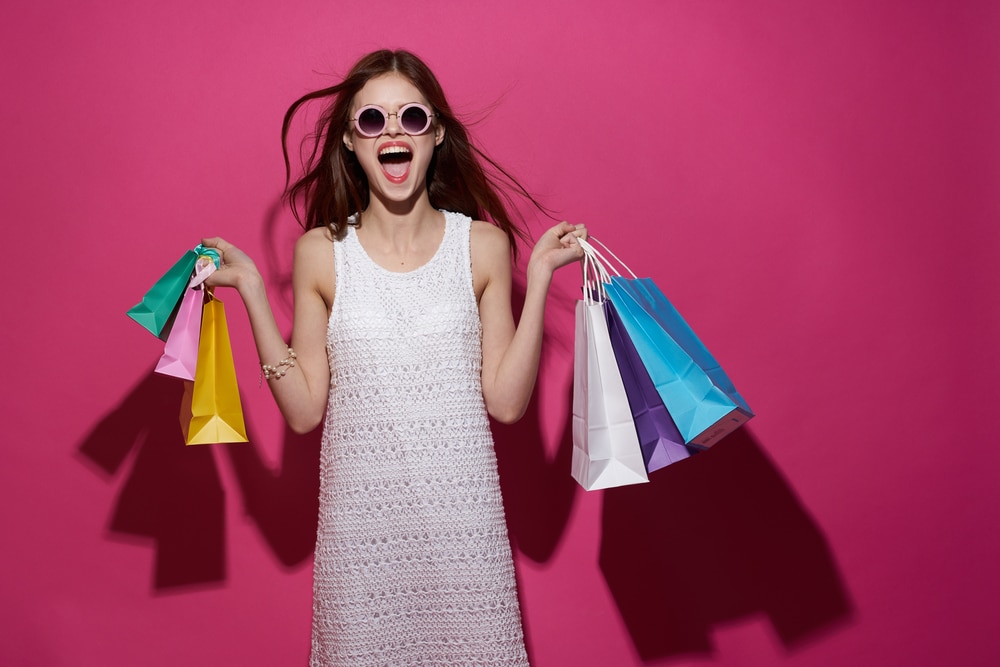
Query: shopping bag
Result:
<box><xmin>154</xmin><ymin>257</ymin><xmax>217</xmax><ymax>381</ymax></box>
<box><xmin>154</xmin><ymin>285</ymin><xmax>203</xmax><ymax>381</ymax></box>
<box><xmin>127</xmin><ymin>244</ymin><xmax>221</xmax><ymax>339</ymax></box>
<box><xmin>621</xmin><ymin>275</ymin><xmax>752</xmax><ymax>417</ymax></box>
<box><xmin>127</xmin><ymin>248</ymin><xmax>200</xmax><ymax>339</ymax></box>
<box><xmin>185</xmin><ymin>290</ymin><xmax>248</xmax><ymax>445</ymax></box>
<box><xmin>605</xmin><ymin>299</ymin><xmax>696</xmax><ymax>472</ymax></box>
<box><xmin>571</xmin><ymin>251</ymin><xmax>649</xmax><ymax>490</ymax></box>
<box><xmin>583</xmin><ymin>238</ymin><xmax>752</xmax><ymax>448</ymax></box>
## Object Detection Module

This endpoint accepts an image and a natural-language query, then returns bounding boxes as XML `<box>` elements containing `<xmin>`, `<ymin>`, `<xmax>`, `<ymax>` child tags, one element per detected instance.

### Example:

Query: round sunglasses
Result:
<box><xmin>349</xmin><ymin>103</ymin><xmax>437</xmax><ymax>138</ymax></box>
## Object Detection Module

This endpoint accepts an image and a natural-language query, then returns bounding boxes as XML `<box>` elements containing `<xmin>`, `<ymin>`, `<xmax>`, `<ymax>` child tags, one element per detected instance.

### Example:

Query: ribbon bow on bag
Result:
<box><xmin>128</xmin><ymin>245</ymin><xmax>248</xmax><ymax>445</ymax></box>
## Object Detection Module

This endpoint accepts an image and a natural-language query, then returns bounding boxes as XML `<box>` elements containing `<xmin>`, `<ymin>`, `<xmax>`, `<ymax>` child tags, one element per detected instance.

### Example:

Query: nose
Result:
<box><xmin>385</xmin><ymin>111</ymin><xmax>402</xmax><ymax>136</ymax></box>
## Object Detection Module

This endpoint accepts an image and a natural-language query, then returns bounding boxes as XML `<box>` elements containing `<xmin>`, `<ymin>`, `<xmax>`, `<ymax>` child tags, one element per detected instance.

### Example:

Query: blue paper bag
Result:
<box><xmin>623</xmin><ymin>276</ymin><xmax>752</xmax><ymax>416</ymax></box>
<box><xmin>604</xmin><ymin>277</ymin><xmax>752</xmax><ymax>448</ymax></box>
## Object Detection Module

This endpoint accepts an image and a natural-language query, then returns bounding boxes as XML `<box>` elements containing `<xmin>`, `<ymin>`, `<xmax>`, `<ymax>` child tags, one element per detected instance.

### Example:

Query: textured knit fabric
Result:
<box><xmin>310</xmin><ymin>211</ymin><xmax>530</xmax><ymax>666</ymax></box>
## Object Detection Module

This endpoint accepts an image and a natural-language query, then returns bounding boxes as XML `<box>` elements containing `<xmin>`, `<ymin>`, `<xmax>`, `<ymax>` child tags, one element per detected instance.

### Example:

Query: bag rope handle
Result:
<box><xmin>580</xmin><ymin>242</ymin><xmax>606</xmax><ymax>306</ymax></box>
<box><xmin>581</xmin><ymin>235</ymin><xmax>639</xmax><ymax>280</ymax></box>
<box><xmin>188</xmin><ymin>254</ymin><xmax>218</xmax><ymax>290</ymax></box>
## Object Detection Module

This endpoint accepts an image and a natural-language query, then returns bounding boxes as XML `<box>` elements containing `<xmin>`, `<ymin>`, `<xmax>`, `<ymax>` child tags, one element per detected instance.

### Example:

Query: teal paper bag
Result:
<box><xmin>127</xmin><ymin>244</ymin><xmax>220</xmax><ymax>340</ymax></box>
<box><xmin>127</xmin><ymin>248</ymin><xmax>199</xmax><ymax>339</ymax></box>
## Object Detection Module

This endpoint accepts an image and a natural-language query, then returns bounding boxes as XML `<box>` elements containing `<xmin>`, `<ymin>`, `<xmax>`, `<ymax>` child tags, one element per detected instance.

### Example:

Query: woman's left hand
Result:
<box><xmin>527</xmin><ymin>221</ymin><xmax>588</xmax><ymax>277</ymax></box>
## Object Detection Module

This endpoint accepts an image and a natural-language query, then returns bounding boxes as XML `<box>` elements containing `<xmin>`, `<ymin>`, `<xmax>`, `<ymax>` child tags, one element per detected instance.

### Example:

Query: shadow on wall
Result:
<box><xmin>492</xmin><ymin>377</ymin><xmax>579</xmax><ymax>564</ymax></box>
<box><xmin>495</xmin><ymin>270</ymin><xmax>852</xmax><ymax>658</ymax></box>
<box><xmin>492</xmin><ymin>273</ymin><xmax>580</xmax><ymax>563</ymax></box>
<box><xmin>493</xmin><ymin>354</ymin><xmax>852</xmax><ymax>661</ymax></box>
<box><xmin>76</xmin><ymin>197</ymin><xmax>319</xmax><ymax>590</ymax></box>
<box><xmin>78</xmin><ymin>204</ymin><xmax>850</xmax><ymax>659</ymax></box>
<box><xmin>77</xmin><ymin>370</ymin><xmax>321</xmax><ymax>592</ymax></box>
<box><xmin>599</xmin><ymin>429</ymin><xmax>855</xmax><ymax>660</ymax></box>
<box><xmin>78</xmin><ymin>372</ymin><xmax>228</xmax><ymax>590</ymax></box>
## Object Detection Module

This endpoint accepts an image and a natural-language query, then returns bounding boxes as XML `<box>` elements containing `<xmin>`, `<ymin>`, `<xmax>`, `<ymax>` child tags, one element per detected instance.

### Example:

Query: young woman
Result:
<box><xmin>203</xmin><ymin>49</ymin><xmax>586</xmax><ymax>665</ymax></box>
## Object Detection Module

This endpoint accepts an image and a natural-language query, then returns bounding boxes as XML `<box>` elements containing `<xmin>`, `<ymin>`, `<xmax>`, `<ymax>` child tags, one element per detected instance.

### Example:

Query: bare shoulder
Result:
<box><xmin>470</xmin><ymin>221</ymin><xmax>512</xmax><ymax>298</ymax></box>
<box><xmin>295</xmin><ymin>226</ymin><xmax>335</xmax><ymax>268</ymax></box>
<box><xmin>294</xmin><ymin>226</ymin><xmax>336</xmax><ymax>303</ymax></box>
<box><xmin>296</xmin><ymin>225</ymin><xmax>334</xmax><ymax>254</ymax></box>
<box><xmin>470</xmin><ymin>220</ymin><xmax>511</xmax><ymax>263</ymax></box>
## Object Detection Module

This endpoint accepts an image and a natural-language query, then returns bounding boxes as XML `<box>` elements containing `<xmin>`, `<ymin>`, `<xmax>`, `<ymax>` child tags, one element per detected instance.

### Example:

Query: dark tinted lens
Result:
<box><xmin>400</xmin><ymin>105</ymin><xmax>429</xmax><ymax>134</ymax></box>
<box><xmin>357</xmin><ymin>108</ymin><xmax>386</xmax><ymax>136</ymax></box>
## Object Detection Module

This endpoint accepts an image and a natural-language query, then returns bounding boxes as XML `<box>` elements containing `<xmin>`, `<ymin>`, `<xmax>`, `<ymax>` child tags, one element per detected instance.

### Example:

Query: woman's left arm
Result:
<box><xmin>476</xmin><ymin>220</ymin><xmax>587</xmax><ymax>423</ymax></box>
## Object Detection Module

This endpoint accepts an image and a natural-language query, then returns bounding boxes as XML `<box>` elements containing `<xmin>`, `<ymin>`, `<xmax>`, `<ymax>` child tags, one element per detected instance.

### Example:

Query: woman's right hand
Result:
<box><xmin>200</xmin><ymin>237</ymin><xmax>263</xmax><ymax>294</ymax></box>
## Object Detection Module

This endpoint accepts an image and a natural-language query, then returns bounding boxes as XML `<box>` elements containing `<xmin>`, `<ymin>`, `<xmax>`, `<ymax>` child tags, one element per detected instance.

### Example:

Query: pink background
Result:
<box><xmin>2</xmin><ymin>1</ymin><xmax>998</xmax><ymax>665</ymax></box>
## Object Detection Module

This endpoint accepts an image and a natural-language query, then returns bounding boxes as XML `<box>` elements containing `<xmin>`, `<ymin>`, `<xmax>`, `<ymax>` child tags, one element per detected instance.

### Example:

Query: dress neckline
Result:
<box><xmin>348</xmin><ymin>211</ymin><xmax>451</xmax><ymax>275</ymax></box>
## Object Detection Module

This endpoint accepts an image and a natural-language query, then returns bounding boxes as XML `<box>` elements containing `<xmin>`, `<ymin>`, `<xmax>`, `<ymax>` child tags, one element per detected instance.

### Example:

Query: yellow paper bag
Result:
<box><xmin>186</xmin><ymin>291</ymin><xmax>248</xmax><ymax>445</ymax></box>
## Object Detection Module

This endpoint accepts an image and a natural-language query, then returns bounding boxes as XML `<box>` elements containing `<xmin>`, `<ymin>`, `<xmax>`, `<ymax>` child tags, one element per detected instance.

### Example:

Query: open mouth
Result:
<box><xmin>378</xmin><ymin>144</ymin><xmax>412</xmax><ymax>182</ymax></box>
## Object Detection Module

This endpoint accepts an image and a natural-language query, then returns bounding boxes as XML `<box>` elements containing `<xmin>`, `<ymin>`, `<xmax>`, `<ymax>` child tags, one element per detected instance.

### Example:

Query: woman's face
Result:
<box><xmin>343</xmin><ymin>72</ymin><xmax>444</xmax><ymax>206</ymax></box>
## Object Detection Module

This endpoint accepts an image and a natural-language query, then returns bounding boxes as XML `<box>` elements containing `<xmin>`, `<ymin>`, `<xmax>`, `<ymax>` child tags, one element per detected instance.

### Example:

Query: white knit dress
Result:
<box><xmin>310</xmin><ymin>211</ymin><xmax>530</xmax><ymax>666</ymax></box>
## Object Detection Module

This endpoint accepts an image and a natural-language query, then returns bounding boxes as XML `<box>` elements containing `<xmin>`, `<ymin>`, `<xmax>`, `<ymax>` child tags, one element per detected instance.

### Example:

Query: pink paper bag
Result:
<box><xmin>154</xmin><ymin>286</ymin><xmax>204</xmax><ymax>380</ymax></box>
<box><xmin>154</xmin><ymin>258</ymin><xmax>216</xmax><ymax>381</ymax></box>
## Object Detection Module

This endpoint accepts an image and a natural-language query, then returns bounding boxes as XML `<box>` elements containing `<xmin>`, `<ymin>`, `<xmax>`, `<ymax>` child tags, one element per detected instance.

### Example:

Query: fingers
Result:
<box><xmin>548</xmin><ymin>226</ymin><xmax>587</xmax><ymax>266</ymax></box>
<box><xmin>554</xmin><ymin>222</ymin><xmax>588</xmax><ymax>249</ymax></box>
<box><xmin>200</xmin><ymin>237</ymin><xmax>243</xmax><ymax>265</ymax></box>
<box><xmin>201</xmin><ymin>237</ymin><xmax>232</xmax><ymax>252</ymax></box>
<box><xmin>550</xmin><ymin>221</ymin><xmax>578</xmax><ymax>235</ymax></box>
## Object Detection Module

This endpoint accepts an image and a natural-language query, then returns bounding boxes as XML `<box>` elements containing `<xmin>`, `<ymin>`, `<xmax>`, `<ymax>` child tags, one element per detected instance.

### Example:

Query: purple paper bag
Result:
<box><xmin>605</xmin><ymin>300</ymin><xmax>698</xmax><ymax>473</ymax></box>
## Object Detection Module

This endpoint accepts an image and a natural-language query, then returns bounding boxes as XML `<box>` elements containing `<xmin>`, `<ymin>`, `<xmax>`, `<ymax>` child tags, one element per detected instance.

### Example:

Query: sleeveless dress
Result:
<box><xmin>311</xmin><ymin>211</ymin><xmax>530</xmax><ymax>666</ymax></box>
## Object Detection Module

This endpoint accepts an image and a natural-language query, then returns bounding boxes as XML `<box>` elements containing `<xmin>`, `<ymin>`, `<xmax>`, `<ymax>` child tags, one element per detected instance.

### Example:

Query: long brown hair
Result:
<box><xmin>281</xmin><ymin>49</ymin><xmax>539</xmax><ymax>254</ymax></box>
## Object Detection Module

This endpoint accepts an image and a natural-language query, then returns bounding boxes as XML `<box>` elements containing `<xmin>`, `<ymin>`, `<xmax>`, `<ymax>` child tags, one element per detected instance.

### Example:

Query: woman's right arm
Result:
<box><xmin>202</xmin><ymin>228</ymin><xmax>333</xmax><ymax>433</ymax></box>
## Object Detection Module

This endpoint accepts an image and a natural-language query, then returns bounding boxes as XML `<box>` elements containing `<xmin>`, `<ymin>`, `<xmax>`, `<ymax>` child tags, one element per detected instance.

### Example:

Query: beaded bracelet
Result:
<box><xmin>261</xmin><ymin>347</ymin><xmax>297</xmax><ymax>382</ymax></box>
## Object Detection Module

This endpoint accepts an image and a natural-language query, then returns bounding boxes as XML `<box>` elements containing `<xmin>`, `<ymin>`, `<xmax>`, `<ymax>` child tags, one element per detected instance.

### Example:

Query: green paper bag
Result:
<box><xmin>127</xmin><ymin>248</ymin><xmax>200</xmax><ymax>339</ymax></box>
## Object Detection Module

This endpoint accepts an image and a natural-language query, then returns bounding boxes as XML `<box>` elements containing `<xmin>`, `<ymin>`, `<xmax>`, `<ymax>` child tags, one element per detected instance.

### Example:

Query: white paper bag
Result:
<box><xmin>571</xmin><ymin>247</ymin><xmax>649</xmax><ymax>491</ymax></box>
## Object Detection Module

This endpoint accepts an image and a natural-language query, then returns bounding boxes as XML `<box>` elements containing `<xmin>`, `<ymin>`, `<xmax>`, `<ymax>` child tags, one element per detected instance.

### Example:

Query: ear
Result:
<box><xmin>434</xmin><ymin>122</ymin><xmax>445</xmax><ymax>147</ymax></box>
<box><xmin>343</xmin><ymin>129</ymin><xmax>354</xmax><ymax>153</ymax></box>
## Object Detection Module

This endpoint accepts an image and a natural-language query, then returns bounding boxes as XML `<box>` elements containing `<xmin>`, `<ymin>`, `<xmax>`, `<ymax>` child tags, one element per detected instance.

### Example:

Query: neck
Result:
<box><xmin>354</xmin><ymin>203</ymin><xmax>446</xmax><ymax>270</ymax></box>
<box><xmin>362</xmin><ymin>190</ymin><xmax>437</xmax><ymax>230</ymax></box>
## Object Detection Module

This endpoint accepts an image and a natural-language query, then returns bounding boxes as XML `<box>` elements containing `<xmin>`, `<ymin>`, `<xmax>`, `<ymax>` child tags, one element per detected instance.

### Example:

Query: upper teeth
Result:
<box><xmin>379</xmin><ymin>145</ymin><xmax>411</xmax><ymax>156</ymax></box>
